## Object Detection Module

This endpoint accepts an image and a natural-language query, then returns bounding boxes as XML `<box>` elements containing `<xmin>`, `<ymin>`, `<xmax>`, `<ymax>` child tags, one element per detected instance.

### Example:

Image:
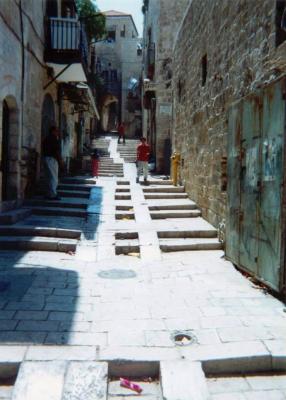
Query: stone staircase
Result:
<box><xmin>8</xmin><ymin>360</ymin><xmax>216</xmax><ymax>400</ymax></box>
<box><xmin>98</xmin><ymin>156</ymin><xmax>124</xmax><ymax>177</ymax></box>
<box><xmin>0</xmin><ymin>177</ymin><xmax>99</xmax><ymax>252</ymax></box>
<box><xmin>117</xmin><ymin>139</ymin><xmax>139</xmax><ymax>163</ymax></box>
<box><xmin>90</xmin><ymin>138</ymin><xmax>124</xmax><ymax>177</ymax></box>
<box><xmin>145</xmin><ymin>180</ymin><xmax>222</xmax><ymax>252</ymax></box>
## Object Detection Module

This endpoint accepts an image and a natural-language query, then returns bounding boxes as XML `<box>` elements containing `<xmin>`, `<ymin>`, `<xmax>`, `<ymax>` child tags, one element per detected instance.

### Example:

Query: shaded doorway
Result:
<box><xmin>1</xmin><ymin>100</ymin><xmax>9</xmax><ymax>201</ymax></box>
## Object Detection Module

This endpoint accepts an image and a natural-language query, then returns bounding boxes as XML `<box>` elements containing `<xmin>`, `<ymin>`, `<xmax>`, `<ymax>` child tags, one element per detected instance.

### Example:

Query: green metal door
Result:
<box><xmin>258</xmin><ymin>82</ymin><xmax>284</xmax><ymax>290</ymax></box>
<box><xmin>226</xmin><ymin>78</ymin><xmax>286</xmax><ymax>292</ymax></box>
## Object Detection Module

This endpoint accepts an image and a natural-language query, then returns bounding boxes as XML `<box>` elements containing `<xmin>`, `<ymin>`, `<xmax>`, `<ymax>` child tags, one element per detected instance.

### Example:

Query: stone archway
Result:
<box><xmin>101</xmin><ymin>94</ymin><xmax>119</xmax><ymax>132</ymax></box>
<box><xmin>0</xmin><ymin>96</ymin><xmax>20</xmax><ymax>201</ymax></box>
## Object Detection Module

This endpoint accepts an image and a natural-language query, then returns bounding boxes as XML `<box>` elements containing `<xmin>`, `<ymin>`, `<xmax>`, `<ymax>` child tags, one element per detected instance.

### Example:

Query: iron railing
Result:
<box><xmin>46</xmin><ymin>17</ymin><xmax>88</xmax><ymax>66</ymax></box>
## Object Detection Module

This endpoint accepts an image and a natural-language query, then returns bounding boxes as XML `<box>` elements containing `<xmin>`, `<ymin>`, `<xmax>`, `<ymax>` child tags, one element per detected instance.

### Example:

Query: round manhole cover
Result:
<box><xmin>172</xmin><ymin>331</ymin><xmax>197</xmax><ymax>346</ymax></box>
<box><xmin>98</xmin><ymin>269</ymin><xmax>137</xmax><ymax>280</ymax></box>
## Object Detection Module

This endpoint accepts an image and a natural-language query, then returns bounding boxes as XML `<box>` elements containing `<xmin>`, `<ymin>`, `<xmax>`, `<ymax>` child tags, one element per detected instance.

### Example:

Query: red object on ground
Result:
<box><xmin>137</xmin><ymin>143</ymin><xmax>150</xmax><ymax>162</ymax></box>
<box><xmin>92</xmin><ymin>159</ymin><xmax>99</xmax><ymax>177</ymax></box>
<box><xmin>120</xmin><ymin>378</ymin><xmax>143</xmax><ymax>394</ymax></box>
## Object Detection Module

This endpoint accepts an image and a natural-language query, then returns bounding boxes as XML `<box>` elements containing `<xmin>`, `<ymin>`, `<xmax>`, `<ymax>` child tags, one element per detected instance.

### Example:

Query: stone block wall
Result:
<box><xmin>142</xmin><ymin>0</ymin><xmax>189</xmax><ymax>172</ymax></box>
<box><xmin>172</xmin><ymin>0</ymin><xmax>286</xmax><ymax>227</ymax></box>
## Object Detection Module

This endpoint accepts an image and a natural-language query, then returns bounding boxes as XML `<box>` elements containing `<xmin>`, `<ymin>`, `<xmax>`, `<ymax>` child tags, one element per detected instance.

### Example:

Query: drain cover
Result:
<box><xmin>172</xmin><ymin>331</ymin><xmax>196</xmax><ymax>346</ymax></box>
<box><xmin>98</xmin><ymin>269</ymin><xmax>136</xmax><ymax>279</ymax></box>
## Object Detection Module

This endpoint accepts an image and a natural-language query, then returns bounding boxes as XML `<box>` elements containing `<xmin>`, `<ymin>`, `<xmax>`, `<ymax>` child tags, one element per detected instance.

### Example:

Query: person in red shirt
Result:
<box><xmin>136</xmin><ymin>137</ymin><xmax>150</xmax><ymax>184</ymax></box>
<box><xmin>117</xmin><ymin>122</ymin><xmax>126</xmax><ymax>144</ymax></box>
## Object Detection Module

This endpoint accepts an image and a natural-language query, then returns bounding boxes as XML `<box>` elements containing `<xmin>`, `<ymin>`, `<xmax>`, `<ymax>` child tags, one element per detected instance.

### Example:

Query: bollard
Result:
<box><xmin>170</xmin><ymin>152</ymin><xmax>181</xmax><ymax>186</ymax></box>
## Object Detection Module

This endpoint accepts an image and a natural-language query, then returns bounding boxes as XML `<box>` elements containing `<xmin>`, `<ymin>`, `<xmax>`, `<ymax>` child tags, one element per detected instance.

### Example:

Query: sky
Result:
<box><xmin>96</xmin><ymin>0</ymin><xmax>144</xmax><ymax>37</ymax></box>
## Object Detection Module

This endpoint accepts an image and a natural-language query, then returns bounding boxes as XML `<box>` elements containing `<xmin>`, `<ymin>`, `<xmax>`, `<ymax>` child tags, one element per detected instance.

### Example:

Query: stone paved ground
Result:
<box><xmin>0</xmin><ymin>137</ymin><xmax>285</xmax><ymax>382</ymax></box>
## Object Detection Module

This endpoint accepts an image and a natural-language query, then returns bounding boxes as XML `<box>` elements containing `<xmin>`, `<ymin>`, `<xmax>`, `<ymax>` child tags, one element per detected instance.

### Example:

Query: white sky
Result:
<box><xmin>96</xmin><ymin>0</ymin><xmax>144</xmax><ymax>37</ymax></box>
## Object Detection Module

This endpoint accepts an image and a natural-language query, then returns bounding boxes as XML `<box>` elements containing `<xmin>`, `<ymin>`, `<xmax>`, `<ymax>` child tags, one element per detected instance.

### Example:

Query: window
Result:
<box><xmin>120</xmin><ymin>25</ymin><xmax>126</xmax><ymax>37</ymax></box>
<box><xmin>110</xmin><ymin>70</ymin><xmax>117</xmax><ymax>82</ymax></box>
<box><xmin>101</xmin><ymin>70</ymin><xmax>109</xmax><ymax>81</ymax></box>
<box><xmin>107</xmin><ymin>30</ymin><xmax>116</xmax><ymax>41</ymax></box>
<box><xmin>276</xmin><ymin>0</ymin><xmax>286</xmax><ymax>47</ymax></box>
<box><xmin>202</xmin><ymin>54</ymin><xmax>207</xmax><ymax>86</ymax></box>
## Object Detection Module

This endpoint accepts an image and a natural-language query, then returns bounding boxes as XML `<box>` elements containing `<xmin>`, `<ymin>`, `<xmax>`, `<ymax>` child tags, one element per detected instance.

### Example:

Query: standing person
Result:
<box><xmin>91</xmin><ymin>148</ymin><xmax>100</xmax><ymax>178</ymax></box>
<box><xmin>118</xmin><ymin>122</ymin><xmax>126</xmax><ymax>144</ymax></box>
<box><xmin>136</xmin><ymin>137</ymin><xmax>150</xmax><ymax>184</ymax></box>
<box><xmin>42</xmin><ymin>126</ymin><xmax>63</xmax><ymax>200</ymax></box>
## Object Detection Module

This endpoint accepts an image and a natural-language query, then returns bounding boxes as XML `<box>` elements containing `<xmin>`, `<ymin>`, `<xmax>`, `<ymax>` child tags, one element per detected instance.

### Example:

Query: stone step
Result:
<box><xmin>115</xmin><ymin>211</ymin><xmax>135</xmax><ymax>220</ymax></box>
<box><xmin>99</xmin><ymin>173</ymin><xmax>124</xmax><ymax>177</ymax></box>
<box><xmin>12</xmin><ymin>361</ymin><xmax>108</xmax><ymax>400</ymax></box>
<box><xmin>148</xmin><ymin>180</ymin><xmax>173</xmax><ymax>185</ymax></box>
<box><xmin>58</xmin><ymin>190</ymin><xmax>90</xmax><ymax>199</ymax></box>
<box><xmin>145</xmin><ymin>193</ymin><xmax>188</xmax><ymax>199</ymax></box>
<box><xmin>115</xmin><ymin>188</ymin><xmax>130</xmax><ymax>193</ymax></box>
<box><xmin>29</xmin><ymin>206</ymin><xmax>86</xmax><ymax>218</ymax></box>
<box><xmin>99</xmin><ymin>169</ymin><xmax>124</xmax><ymax>173</ymax></box>
<box><xmin>149</xmin><ymin>204</ymin><xmax>197</xmax><ymax>210</ymax></box>
<box><xmin>117</xmin><ymin>181</ymin><xmax>130</xmax><ymax>185</ymax></box>
<box><xmin>0</xmin><ymin>208</ymin><xmax>31</xmax><ymax>225</ymax></box>
<box><xmin>150</xmin><ymin>210</ymin><xmax>201</xmax><ymax>219</ymax></box>
<box><xmin>25</xmin><ymin>200</ymin><xmax>87</xmax><ymax>209</ymax></box>
<box><xmin>160</xmin><ymin>361</ymin><xmax>210</xmax><ymax>400</ymax></box>
<box><xmin>143</xmin><ymin>186</ymin><xmax>185</xmax><ymax>193</ymax></box>
<box><xmin>115</xmin><ymin>239</ymin><xmax>140</xmax><ymax>255</ymax></box>
<box><xmin>158</xmin><ymin>229</ymin><xmax>217</xmax><ymax>239</ymax></box>
<box><xmin>0</xmin><ymin>236</ymin><xmax>77</xmax><ymax>252</ymax></box>
<box><xmin>60</xmin><ymin>178</ymin><xmax>96</xmax><ymax>185</ymax></box>
<box><xmin>115</xmin><ymin>195</ymin><xmax>131</xmax><ymax>200</ymax></box>
<box><xmin>115</xmin><ymin>232</ymin><xmax>138</xmax><ymax>239</ymax></box>
<box><xmin>58</xmin><ymin>184</ymin><xmax>91</xmax><ymax>192</ymax></box>
<box><xmin>0</xmin><ymin>225</ymin><xmax>81</xmax><ymax>239</ymax></box>
<box><xmin>116</xmin><ymin>205</ymin><xmax>134</xmax><ymax>211</ymax></box>
<box><xmin>159</xmin><ymin>238</ymin><xmax>223</xmax><ymax>252</ymax></box>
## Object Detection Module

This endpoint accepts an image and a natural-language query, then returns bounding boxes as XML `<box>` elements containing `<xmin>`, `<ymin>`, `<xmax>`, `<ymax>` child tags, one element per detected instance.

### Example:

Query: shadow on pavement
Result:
<box><xmin>0</xmin><ymin>251</ymin><xmax>79</xmax><ymax>345</ymax></box>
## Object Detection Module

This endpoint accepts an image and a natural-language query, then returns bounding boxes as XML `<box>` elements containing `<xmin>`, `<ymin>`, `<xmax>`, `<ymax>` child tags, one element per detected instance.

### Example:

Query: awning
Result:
<box><xmin>77</xmin><ymin>83</ymin><xmax>100</xmax><ymax>120</ymax></box>
<box><xmin>47</xmin><ymin>63</ymin><xmax>87</xmax><ymax>82</ymax></box>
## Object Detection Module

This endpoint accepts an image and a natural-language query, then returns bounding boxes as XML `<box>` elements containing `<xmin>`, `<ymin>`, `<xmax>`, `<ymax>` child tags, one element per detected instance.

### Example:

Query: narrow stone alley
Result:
<box><xmin>0</xmin><ymin>137</ymin><xmax>285</xmax><ymax>399</ymax></box>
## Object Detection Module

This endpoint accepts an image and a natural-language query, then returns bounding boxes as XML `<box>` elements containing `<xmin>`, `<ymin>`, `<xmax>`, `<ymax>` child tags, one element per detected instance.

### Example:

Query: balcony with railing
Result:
<box><xmin>44</xmin><ymin>17</ymin><xmax>89</xmax><ymax>70</ymax></box>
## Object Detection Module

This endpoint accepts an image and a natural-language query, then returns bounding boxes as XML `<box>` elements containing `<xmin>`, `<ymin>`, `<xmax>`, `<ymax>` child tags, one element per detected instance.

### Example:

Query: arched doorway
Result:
<box><xmin>40</xmin><ymin>94</ymin><xmax>55</xmax><ymax>180</ymax></box>
<box><xmin>41</xmin><ymin>94</ymin><xmax>55</xmax><ymax>144</ymax></box>
<box><xmin>1</xmin><ymin>97</ymin><xmax>19</xmax><ymax>201</ymax></box>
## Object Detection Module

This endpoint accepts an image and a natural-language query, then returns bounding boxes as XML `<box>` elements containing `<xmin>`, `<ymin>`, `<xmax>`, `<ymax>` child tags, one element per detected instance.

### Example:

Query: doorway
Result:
<box><xmin>1</xmin><ymin>100</ymin><xmax>9</xmax><ymax>201</ymax></box>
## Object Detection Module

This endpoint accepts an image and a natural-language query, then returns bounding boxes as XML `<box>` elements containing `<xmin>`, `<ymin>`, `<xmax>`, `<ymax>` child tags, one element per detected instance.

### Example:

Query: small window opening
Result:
<box><xmin>107</xmin><ymin>30</ymin><xmax>116</xmax><ymax>41</ymax></box>
<box><xmin>202</xmin><ymin>54</ymin><xmax>207</xmax><ymax>86</ymax></box>
<box><xmin>276</xmin><ymin>0</ymin><xmax>286</xmax><ymax>47</ymax></box>
<box><xmin>120</xmin><ymin>25</ymin><xmax>126</xmax><ymax>37</ymax></box>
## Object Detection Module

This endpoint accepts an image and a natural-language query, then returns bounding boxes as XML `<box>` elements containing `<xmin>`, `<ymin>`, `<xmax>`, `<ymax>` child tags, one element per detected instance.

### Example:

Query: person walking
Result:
<box><xmin>117</xmin><ymin>122</ymin><xmax>126</xmax><ymax>144</ymax></box>
<box><xmin>136</xmin><ymin>137</ymin><xmax>150</xmax><ymax>184</ymax></box>
<box><xmin>42</xmin><ymin>126</ymin><xmax>63</xmax><ymax>200</ymax></box>
<box><xmin>91</xmin><ymin>148</ymin><xmax>100</xmax><ymax>178</ymax></box>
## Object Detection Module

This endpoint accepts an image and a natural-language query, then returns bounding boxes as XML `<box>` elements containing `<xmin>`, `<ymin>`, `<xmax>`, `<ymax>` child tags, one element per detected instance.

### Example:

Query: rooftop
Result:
<box><xmin>103</xmin><ymin>10</ymin><xmax>131</xmax><ymax>17</ymax></box>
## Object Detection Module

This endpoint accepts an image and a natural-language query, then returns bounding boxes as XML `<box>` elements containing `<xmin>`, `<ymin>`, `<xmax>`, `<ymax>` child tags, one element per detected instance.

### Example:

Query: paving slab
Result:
<box><xmin>62</xmin><ymin>361</ymin><xmax>108</xmax><ymax>400</ymax></box>
<box><xmin>12</xmin><ymin>361</ymin><xmax>67</xmax><ymax>400</ymax></box>
<box><xmin>160</xmin><ymin>360</ymin><xmax>211</xmax><ymax>400</ymax></box>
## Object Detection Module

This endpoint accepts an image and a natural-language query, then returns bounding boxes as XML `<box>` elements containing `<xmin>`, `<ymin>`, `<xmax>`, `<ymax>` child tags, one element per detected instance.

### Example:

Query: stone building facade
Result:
<box><xmin>94</xmin><ymin>11</ymin><xmax>142</xmax><ymax>137</ymax></box>
<box><xmin>172</xmin><ymin>0</ymin><xmax>286</xmax><ymax>228</ymax></box>
<box><xmin>0</xmin><ymin>0</ymin><xmax>99</xmax><ymax>208</ymax></box>
<box><xmin>142</xmin><ymin>0</ymin><xmax>189</xmax><ymax>173</ymax></box>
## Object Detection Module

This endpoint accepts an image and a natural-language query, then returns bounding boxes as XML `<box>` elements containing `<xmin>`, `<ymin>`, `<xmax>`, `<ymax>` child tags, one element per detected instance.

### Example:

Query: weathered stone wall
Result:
<box><xmin>0</xmin><ymin>0</ymin><xmax>48</xmax><ymax>201</ymax></box>
<box><xmin>172</xmin><ymin>0</ymin><xmax>286</xmax><ymax>227</ymax></box>
<box><xmin>142</xmin><ymin>0</ymin><xmax>189</xmax><ymax>172</ymax></box>
<box><xmin>0</xmin><ymin>0</ymin><xmax>96</xmax><ymax>201</ymax></box>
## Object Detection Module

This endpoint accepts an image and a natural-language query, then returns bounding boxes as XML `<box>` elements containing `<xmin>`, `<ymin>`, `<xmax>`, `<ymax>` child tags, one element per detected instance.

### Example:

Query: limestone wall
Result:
<box><xmin>172</xmin><ymin>0</ymin><xmax>286</xmax><ymax>227</ymax></box>
<box><xmin>142</xmin><ymin>0</ymin><xmax>189</xmax><ymax>172</ymax></box>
